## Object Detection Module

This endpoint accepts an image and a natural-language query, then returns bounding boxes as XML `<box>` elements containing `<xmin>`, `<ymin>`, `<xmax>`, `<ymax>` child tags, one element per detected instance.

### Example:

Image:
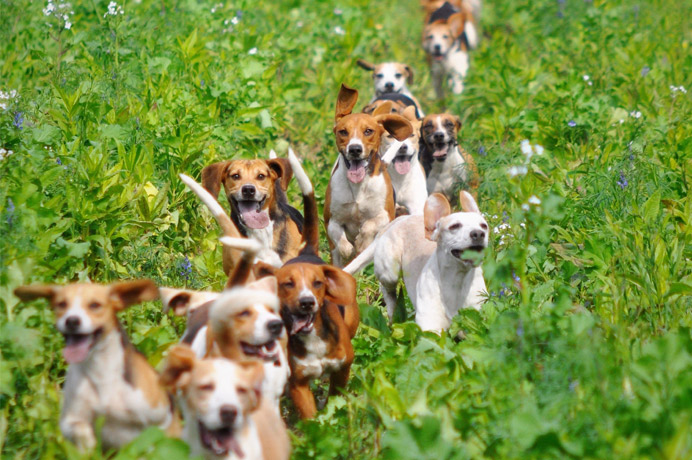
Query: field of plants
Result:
<box><xmin>1</xmin><ymin>0</ymin><xmax>691</xmax><ymax>458</ymax></box>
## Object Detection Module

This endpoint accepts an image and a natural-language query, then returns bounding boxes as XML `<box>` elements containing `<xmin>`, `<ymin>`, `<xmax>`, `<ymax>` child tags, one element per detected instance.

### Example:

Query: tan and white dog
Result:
<box><xmin>324</xmin><ymin>83</ymin><xmax>413</xmax><ymax>267</ymax></box>
<box><xmin>419</xmin><ymin>113</ymin><xmax>479</xmax><ymax>205</ymax></box>
<box><xmin>161</xmin><ymin>345</ymin><xmax>290</xmax><ymax>460</ymax></box>
<box><xmin>422</xmin><ymin>1</ymin><xmax>479</xmax><ymax>97</ymax></box>
<box><xmin>345</xmin><ymin>192</ymin><xmax>488</xmax><ymax>332</ymax></box>
<box><xmin>14</xmin><ymin>281</ymin><xmax>179</xmax><ymax>451</ymax></box>
<box><xmin>356</xmin><ymin>59</ymin><xmax>425</xmax><ymax>117</ymax></box>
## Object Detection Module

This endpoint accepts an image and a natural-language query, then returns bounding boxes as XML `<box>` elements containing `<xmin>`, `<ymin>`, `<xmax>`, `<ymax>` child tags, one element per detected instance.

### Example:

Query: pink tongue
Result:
<box><xmin>394</xmin><ymin>158</ymin><xmax>412</xmax><ymax>174</ymax></box>
<box><xmin>241</xmin><ymin>209</ymin><xmax>270</xmax><ymax>229</ymax></box>
<box><xmin>347</xmin><ymin>163</ymin><xmax>366</xmax><ymax>183</ymax></box>
<box><xmin>433</xmin><ymin>147</ymin><xmax>448</xmax><ymax>158</ymax></box>
<box><xmin>63</xmin><ymin>338</ymin><xmax>92</xmax><ymax>364</ymax></box>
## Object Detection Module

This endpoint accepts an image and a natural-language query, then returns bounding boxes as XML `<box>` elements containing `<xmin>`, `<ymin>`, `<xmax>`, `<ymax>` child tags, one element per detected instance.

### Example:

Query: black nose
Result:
<box><xmin>241</xmin><ymin>185</ymin><xmax>255</xmax><ymax>198</ymax></box>
<box><xmin>434</xmin><ymin>44</ymin><xmax>441</xmax><ymax>53</ymax></box>
<box><xmin>219</xmin><ymin>405</ymin><xmax>238</xmax><ymax>425</ymax></box>
<box><xmin>347</xmin><ymin>144</ymin><xmax>363</xmax><ymax>156</ymax></box>
<box><xmin>384</xmin><ymin>82</ymin><xmax>394</xmax><ymax>91</ymax></box>
<box><xmin>267</xmin><ymin>320</ymin><xmax>283</xmax><ymax>337</ymax></box>
<box><xmin>298</xmin><ymin>297</ymin><xmax>316</xmax><ymax>312</ymax></box>
<box><xmin>65</xmin><ymin>316</ymin><xmax>81</xmax><ymax>331</ymax></box>
<box><xmin>433</xmin><ymin>132</ymin><xmax>445</xmax><ymax>142</ymax></box>
<box><xmin>398</xmin><ymin>144</ymin><xmax>408</xmax><ymax>154</ymax></box>
<box><xmin>470</xmin><ymin>230</ymin><xmax>485</xmax><ymax>240</ymax></box>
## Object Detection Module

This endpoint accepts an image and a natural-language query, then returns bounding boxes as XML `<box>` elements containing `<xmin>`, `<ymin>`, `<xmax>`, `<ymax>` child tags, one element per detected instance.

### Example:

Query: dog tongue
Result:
<box><xmin>393</xmin><ymin>156</ymin><xmax>412</xmax><ymax>175</ymax></box>
<box><xmin>291</xmin><ymin>316</ymin><xmax>311</xmax><ymax>334</ymax></box>
<box><xmin>433</xmin><ymin>145</ymin><xmax>448</xmax><ymax>158</ymax></box>
<box><xmin>237</xmin><ymin>201</ymin><xmax>269</xmax><ymax>229</ymax></box>
<box><xmin>347</xmin><ymin>160</ymin><xmax>367</xmax><ymax>184</ymax></box>
<box><xmin>63</xmin><ymin>336</ymin><xmax>92</xmax><ymax>364</ymax></box>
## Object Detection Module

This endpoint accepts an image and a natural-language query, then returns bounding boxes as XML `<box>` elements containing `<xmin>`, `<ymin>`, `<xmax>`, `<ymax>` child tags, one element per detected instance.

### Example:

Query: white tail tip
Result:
<box><xmin>287</xmin><ymin>147</ymin><xmax>313</xmax><ymax>195</ymax></box>
<box><xmin>269</xmin><ymin>149</ymin><xmax>277</xmax><ymax>159</ymax></box>
<box><xmin>219</xmin><ymin>236</ymin><xmax>263</xmax><ymax>254</ymax></box>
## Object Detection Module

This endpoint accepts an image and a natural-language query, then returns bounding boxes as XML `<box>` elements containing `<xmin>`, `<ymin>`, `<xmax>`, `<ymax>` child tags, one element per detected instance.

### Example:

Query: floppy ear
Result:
<box><xmin>252</xmin><ymin>261</ymin><xmax>277</xmax><ymax>279</ymax></box>
<box><xmin>404</xmin><ymin>65</ymin><xmax>414</xmax><ymax>85</ymax></box>
<box><xmin>322</xmin><ymin>265</ymin><xmax>356</xmax><ymax>301</ymax></box>
<box><xmin>201</xmin><ymin>161</ymin><xmax>231</xmax><ymax>199</ymax></box>
<box><xmin>372</xmin><ymin>101</ymin><xmax>394</xmax><ymax>117</ymax></box>
<box><xmin>402</xmin><ymin>105</ymin><xmax>418</xmax><ymax>121</ymax></box>
<box><xmin>424</xmin><ymin>193</ymin><xmax>452</xmax><ymax>240</ymax></box>
<box><xmin>453</xmin><ymin>115</ymin><xmax>461</xmax><ymax>131</ymax></box>
<box><xmin>109</xmin><ymin>280</ymin><xmax>159</xmax><ymax>311</ymax></box>
<box><xmin>267</xmin><ymin>158</ymin><xmax>293</xmax><ymax>191</ymax></box>
<box><xmin>356</xmin><ymin>59</ymin><xmax>375</xmax><ymax>71</ymax></box>
<box><xmin>335</xmin><ymin>84</ymin><xmax>359</xmax><ymax>122</ymax></box>
<box><xmin>448</xmin><ymin>12</ymin><xmax>466</xmax><ymax>39</ymax></box>
<box><xmin>14</xmin><ymin>285</ymin><xmax>58</xmax><ymax>302</ymax></box>
<box><xmin>237</xmin><ymin>362</ymin><xmax>265</xmax><ymax>412</ymax></box>
<box><xmin>459</xmin><ymin>191</ymin><xmax>480</xmax><ymax>213</ymax></box>
<box><xmin>375</xmin><ymin>113</ymin><xmax>413</xmax><ymax>142</ymax></box>
<box><xmin>159</xmin><ymin>288</ymin><xmax>192</xmax><ymax>316</ymax></box>
<box><xmin>247</xmin><ymin>275</ymin><xmax>278</xmax><ymax>295</ymax></box>
<box><xmin>160</xmin><ymin>344</ymin><xmax>196</xmax><ymax>391</ymax></box>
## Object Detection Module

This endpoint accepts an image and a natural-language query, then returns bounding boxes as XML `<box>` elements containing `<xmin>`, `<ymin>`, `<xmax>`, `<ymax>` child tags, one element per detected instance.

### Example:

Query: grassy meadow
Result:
<box><xmin>1</xmin><ymin>0</ymin><xmax>691</xmax><ymax>458</ymax></box>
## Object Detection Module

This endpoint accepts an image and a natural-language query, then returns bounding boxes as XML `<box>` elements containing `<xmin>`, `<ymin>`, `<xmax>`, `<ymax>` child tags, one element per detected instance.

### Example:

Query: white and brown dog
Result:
<box><xmin>422</xmin><ymin>1</ymin><xmax>479</xmax><ymax>97</ymax></box>
<box><xmin>324</xmin><ymin>83</ymin><xmax>413</xmax><ymax>267</ymax></box>
<box><xmin>345</xmin><ymin>192</ymin><xmax>488</xmax><ymax>332</ymax></box>
<box><xmin>356</xmin><ymin>59</ymin><xmax>425</xmax><ymax>117</ymax></box>
<box><xmin>419</xmin><ymin>113</ymin><xmax>479</xmax><ymax>205</ymax></box>
<box><xmin>161</xmin><ymin>345</ymin><xmax>290</xmax><ymax>460</ymax></box>
<box><xmin>14</xmin><ymin>281</ymin><xmax>179</xmax><ymax>450</ymax></box>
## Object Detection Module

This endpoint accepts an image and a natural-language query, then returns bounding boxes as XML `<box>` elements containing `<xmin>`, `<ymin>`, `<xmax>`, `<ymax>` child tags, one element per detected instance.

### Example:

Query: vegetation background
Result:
<box><xmin>1</xmin><ymin>0</ymin><xmax>691</xmax><ymax>457</ymax></box>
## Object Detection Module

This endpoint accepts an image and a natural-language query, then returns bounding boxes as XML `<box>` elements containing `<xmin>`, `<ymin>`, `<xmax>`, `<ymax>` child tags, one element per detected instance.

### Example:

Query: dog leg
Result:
<box><xmin>380</xmin><ymin>282</ymin><xmax>398</xmax><ymax>320</ymax></box>
<box><xmin>328</xmin><ymin>220</ymin><xmax>354</xmax><ymax>267</ymax></box>
<box><xmin>432</xmin><ymin>68</ymin><xmax>445</xmax><ymax>100</ymax></box>
<box><xmin>289</xmin><ymin>380</ymin><xmax>317</xmax><ymax>419</ymax></box>
<box><xmin>61</xmin><ymin>418</ymin><xmax>96</xmax><ymax>451</ymax></box>
<box><xmin>328</xmin><ymin>364</ymin><xmax>351</xmax><ymax>398</ymax></box>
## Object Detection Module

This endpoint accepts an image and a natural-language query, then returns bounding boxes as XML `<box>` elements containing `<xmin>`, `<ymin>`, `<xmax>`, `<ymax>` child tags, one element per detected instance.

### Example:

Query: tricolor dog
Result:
<box><xmin>419</xmin><ymin>113</ymin><xmax>479</xmax><ymax>205</ymax></box>
<box><xmin>324</xmin><ymin>83</ymin><xmax>413</xmax><ymax>267</ymax></box>
<box><xmin>14</xmin><ymin>281</ymin><xmax>179</xmax><ymax>451</ymax></box>
<box><xmin>201</xmin><ymin>158</ymin><xmax>302</xmax><ymax>273</ymax></box>
<box><xmin>345</xmin><ymin>192</ymin><xmax>488</xmax><ymax>332</ymax></box>
<box><xmin>356</xmin><ymin>59</ymin><xmax>425</xmax><ymax>116</ymax></box>
<box><xmin>422</xmin><ymin>1</ymin><xmax>479</xmax><ymax>97</ymax></box>
<box><xmin>161</xmin><ymin>345</ymin><xmax>290</xmax><ymax>460</ymax></box>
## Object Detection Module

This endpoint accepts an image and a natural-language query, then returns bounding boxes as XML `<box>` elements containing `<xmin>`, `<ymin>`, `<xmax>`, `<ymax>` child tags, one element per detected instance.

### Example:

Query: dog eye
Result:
<box><xmin>394</xmin><ymin>73</ymin><xmax>402</xmax><ymax>79</ymax></box>
<box><xmin>313</xmin><ymin>280</ymin><xmax>323</xmax><ymax>289</ymax></box>
<box><xmin>237</xmin><ymin>310</ymin><xmax>251</xmax><ymax>318</ymax></box>
<box><xmin>364</xmin><ymin>128</ymin><xmax>374</xmax><ymax>136</ymax></box>
<box><xmin>449</xmin><ymin>223</ymin><xmax>462</xmax><ymax>231</ymax></box>
<box><xmin>338</xmin><ymin>129</ymin><xmax>348</xmax><ymax>137</ymax></box>
<box><xmin>426</xmin><ymin>35</ymin><xmax>433</xmax><ymax>40</ymax></box>
<box><xmin>257</xmin><ymin>174</ymin><xmax>265</xmax><ymax>180</ymax></box>
<box><xmin>281</xmin><ymin>281</ymin><xmax>295</xmax><ymax>289</ymax></box>
<box><xmin>231</xmin><ymin>173</ymin><xmax>240</xmax><ymax>180</ymax></box>
<box><xmin>198</xmin><ymin>383</ymin><xmax>215</xmax><ymax>392</ymax></box>
<box><xmin>480</xmin><ymin>223</ymin><xmax>488</xmax><ymax>230</ymax></box>
<box><xmin>237</xmin><ymin>387</ymin><xmax>248</xmax><ymax>395</ymax></box>
<box><xmin>88</xmin><ymin>302</ymin><xmax>102</xmax><ymax>311</ymax></box>
<box><xmin>442</xmin><ymin>34</ymin><xmax>449</xmax><ymax>39</ymax></box>
<box><xmin>444</xmin><ymin>121</ymin><xmax>454</xmax><ymax>128</ymax></box>
<box><xmin>375</xmin><ymin>73</ymin><xmax>384</xmax><ymax>79</ymax></box>
<box><xmin>424</xmin><ymin>122</ymin><xmax>433</xmax><ymax>128</ymax></box>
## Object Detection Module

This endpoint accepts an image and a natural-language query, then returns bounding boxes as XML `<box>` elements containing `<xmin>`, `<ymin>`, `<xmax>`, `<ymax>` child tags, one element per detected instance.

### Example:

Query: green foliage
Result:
<box><xmin>1</xmin><ymin>0</ymin><xmax>691</xmax><ymax>458</ymax></box>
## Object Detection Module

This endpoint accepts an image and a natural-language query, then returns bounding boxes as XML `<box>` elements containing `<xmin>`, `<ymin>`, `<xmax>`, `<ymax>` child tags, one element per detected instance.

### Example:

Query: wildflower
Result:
<box><xmin>334</xmin><ymin>26</ymin><xmax>345</xmax><ymax>35</ymax></box>
<box><xmin>104</xmin><ymin>1</ymin><xmax>124</xmax><ymax>17</ymax></box>
<box><xmin>210</xmin><ymin>2</ymin><xmax>223</xmax><ymax>13</ymax></box>
<box><xmin>507</xmin><ymin>165</ymin><xmax>528</xmax><ymax>177</ymax></box>
<box><xmin>333</xmin><ymin>8</ymin><xmax>343</xmax><ymax>15</ymax></box>
<box><xmin>629</xmin><ymin>110</ymin><xmax>642</xmax><ymax>119</ymax></box>
<box><xmin>248</xmin><ymin>47</ymin><xmax>258</xmax><ymax>55</ymax></box>
<box><xmin>641</xmin><ymin>66</ymin><xmax>650</xmax><ymax>77</ymax></box>
<box><xmin>296</xmin><ymin>20</ymin><xmax>304</xmax><ymax>27</ymax></box>
<box><xmin>670</xmin><ymin>85</ymin><xmax>687</xmax><ymax>95</ymax></box>
<box><xmin>56</xmin><ymin>157</ymin><xmax>62</xmax><ymax>165</ymax></box>
<box><xmin>617</xmin><ymin>171</ymin><xmax>628</xmax><ymax>189</ymax></box>
<box><xmin>231</xmin><ymin>16</ymin><xmax>239</xmax><ymax>25</ymax></box>
<box><xmin>0</xmin><ymin>148</ymin><xmax>13</xmax><ymax>160</ymax></box>
<box><xmin>521</xmin><ymin>203</ymin><xmax>530</xmax><ymax>211</ymax></box>
<box><xmin>568</xmin><ymin>120</ymin><xmax>577</xmax><ymax>127</ymax></box>
<box><xmin>235</xmin><ymin>10</ymin><xmax>243</xmax><ymax>18</ymax></box>
<box><xmin>520</xmin><ymin>139</ymin><xmax>532</xmax><ymax>156</ymax></box>
<box><xmin>478</xmin><ymin>145</ymin><xmax>486</xmax><ymax>156</ymax></box>
<box><xmin>0</xmin><ymin>90</ymin><xmax>18</xmax><ymax>111</ymax></box>
<box><xmin>13</xmin><ymin>112</ymin><xmax>24</xmax><ymax>130</ymax></box>
<box><xmin>516</xmin><ymin>319</ymin><xmax>524</xmax><ymax>338</ymax></box>
<box><xmin>582</xmin><ymin>74</ymin><xmax>592</xmax><ymax>85</ymax></box>
<box><xmin>569</xmin><ymin>380</ymin><xmax>579</xmax><ymax>392</ymax></box>
<box><xmin>6</xmin><ymin>198</ymin><xmax>14</xmax><ymax>225</ymax></box>
<box><xmin>179</xmin><ymin>256</ymin><xmax>193</xmax><ymax>280</ymax></box>
<box><xmin>528</xmin><ymin>195</ymin><xmax>541</xmax><ymax>205</ymax></box>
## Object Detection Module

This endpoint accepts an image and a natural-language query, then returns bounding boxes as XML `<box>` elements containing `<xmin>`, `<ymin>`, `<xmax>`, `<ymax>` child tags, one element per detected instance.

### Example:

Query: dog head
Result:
<box><xmin>424</xmin><ymin>192</ymin><xmax>489</xmax><ymax>268</ymax></box>
<box><xmin>201</xmin><ymin>158</ymin><xmax>292</xmax><ymax>230</ymax></box>
<box><xmin>357</xmin><ymin>60</ymin><xmax>414</xmax><ymax>96</ymax></box>
<box><xmin>160</xmin><ymin>287</ymin><xmax>220</xmax><ymax>317</ymax></box>
<box><xmin>14</xmin><ymin>281</ymin><xmax>158</xmax><ymax>364</ymax></box>
<box><xmin>161</xmin><ymin>345</ymin><xmax>263</xmax><ymax>457</ymax></box>
<box><xmin>334</xmin><ymin>84</ymin><xmax>413</xmax><ymax>184</ymax></box>
<box><xmin>382</xmin><ymin>105</ymin><xmax>422</xmax><ymax>176</ymax></box>
<box><xmin>420</xmin><ymin>113</ymin><xmax>461</xmax><ymax>162</ymax></box>
<box><xmin>423</xmin><ymin>12</ymin><xmax>468</xmax><ymax>60</ymax></box>
<box><xmin>208</xmin><ymin>277</ymin><xmax>285</xmax><ymax>363</ymax></box>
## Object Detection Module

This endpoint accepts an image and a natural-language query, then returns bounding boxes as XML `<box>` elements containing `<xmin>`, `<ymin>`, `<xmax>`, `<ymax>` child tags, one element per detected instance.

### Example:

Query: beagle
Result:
<box><xmin>356</xmin><ymin>59</ymin><xmax>425</xmax><ymax>117</ymax></box>
<box><xmin>419</xmin><ymin>113</ymin><xmax>479</xmax><ymax>205</ymax></box>
<box><xmin>14</xmin><ymin>281</ymin><xmax>179</xmax><ymax>451</ymax></box>
<box><xmin>201</xmin><ymin>158</ymin><xmax>303</xmax><ymax>273</ymax></box>
<box><xmin>422</xmin><ymin>1</ymin><xmax>479</xmax><ymax>97</ymax></box>
<box><xmin>222</xmin><ymin>150</ymin><xmax>359</xmax><ymax>419</ymax></box>
<box><xmin>324</xmin><ymin>83</ymin><xmax>413</xmax><ymax>267</ymax></box>
<box><xmin>161</xmin><ymin>345</ymin><xmax>290</xmax><ymax>460</ymax></box>
<box><xmin>344</xmin><ymin>192</ymin><xmax>488</xmax><ymax>332</ymax></box>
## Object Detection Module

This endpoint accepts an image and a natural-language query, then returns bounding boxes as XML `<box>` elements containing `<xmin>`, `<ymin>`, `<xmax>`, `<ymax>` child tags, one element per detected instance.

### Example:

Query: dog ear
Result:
<box><xmin>335</xmin><ymin>84</ymin><xmax>359</xmax><ymax>122</ymax></box>
<box><xmin>459</xmin><ymin>191</ymin><xmax>481</xmax><ymax>213</ymax></box>
<box><xmin>252</xmin><ymin>261</ymin><xmax>277</xmax><ymax>279</ymax></box>
<box><xmin>375</xmin><ymin>113</ymin><xmax>413</xmax><ymax>142</ymax></box>
<box><xmin>14</xmin><ymin>285</ymin><xmax>59</xmax><ymax>302</ymax></box>
<box><xmin>109</xmin><ymin>280</ymin><xmax>159</xmax><ymax>311</ymax></box>
<box><xmin>267</xmin><ymin>158</ymin><xmax>293</xmax><ymax>191</ymax></box>
<box><xmin>372</xmin><ymin>101</ymin><xmax>394</xmax><ymax>117</ymax></box>
<box><xmin>160</xmin><ymin>344</ymin><xmax>196</xmax><ymax>390</ymax></box>
<box><xmin>356</xmin><ymin>59</ymin><xmax>376</xmax><ymax>71</ymax></box>
<box><xmin>159</xmin><ymin>288</ymin><xmax>192</xmax><ymax>316</ymax></box>
<box><xmin>322</xmin><ymin>265</ymin><xmax>356</xmax><ymax>301</ymax></box>
<box><xmin>424</xmin><ymin>193</ymin><xmax>452</xmax><ymax>240</ymax></box>
<box><xmin>247</xmin><ymin>275</ymin><xmax>278</xmax><ymax>295</ymax></box>
<box><xmin>201</xmin><ymin>161</ymin><xmax>231</xmax><ymax>199</ymax></box>
<box><xmin>237</xmin><ymin>362</ymin><xmax>265</xmax><ymax>412</ymax></box>
<box><xmin>448</xmin><ymin>12</ymin><xmax>466</xmax><ymax>39</ymax></box>
<box><xmin>402</xmin><ymin>105</ymin><xmax>418</xmax><ymax>121</ymax></box>
<box><xmin>453</xmin><ymin>115</ymin><xmax>461</xmax><ymax>131</ymax></box>
<box><xmin>404</xmin><ymin>65</ymin><xmax>414</xmax><ymax>85</ymax></box>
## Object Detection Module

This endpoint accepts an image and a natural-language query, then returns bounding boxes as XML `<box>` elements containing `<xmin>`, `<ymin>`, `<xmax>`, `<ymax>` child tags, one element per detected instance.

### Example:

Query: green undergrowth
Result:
<box><xmin>1</xmin><ymin>0</ymin><xmax>691</xmax><ymax>458</ymax></box>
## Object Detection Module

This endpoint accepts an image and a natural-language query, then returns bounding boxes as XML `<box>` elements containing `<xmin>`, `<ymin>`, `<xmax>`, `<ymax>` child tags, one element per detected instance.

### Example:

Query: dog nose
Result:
<box><xmin>347</xmin><ymin>144</ymin><xmax>363</xmax><ymax>156</ymax></box>
<box><xmin>241</xmin><ymin>185</ymin><xmax>255</xmax><ymax>198</ymax></box>
<box><xmin>384</xmin><ymin>82</ymin><xmax>394</xmax><ymax>91</ymax></box>
<box><xmin>298</xmin><ymin>297</ymin><xmax>316</xmax><ymax>312</ymax></box>
<box><xmin>470</xmin><ymin>230</ymin><xmax>485</xmax><ymax>240</ymax></box>
<box><xmin>398</xmin><ymin>144</ymin><xmax>408</xmax><ymax>154</ymax></box>
<box><xmin>65</xmin><ymin>316</ymin><xmax>81</xmax><ymax>331</ymax></box>
<box><xmin>433</xmin><ymin>132</ymin><xmax>445</xmax><ymax>142</ymax></box>
<box><xmin>219</xmin><ymin>405</ymin><xmax>238</xmax><ymax>425</ymax></box>
<box><xmin>434</xmin><ymin>44</ymin><xmax>441</xmax><ymax>53</ymax></box>
<box><xmin>267</xmin><ymin>320</ymin><xmax>283</xmax><ymax>337</ymax></box>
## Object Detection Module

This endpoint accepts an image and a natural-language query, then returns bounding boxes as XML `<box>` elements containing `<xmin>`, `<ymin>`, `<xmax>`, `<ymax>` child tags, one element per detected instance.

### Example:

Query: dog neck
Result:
<box><xmin>74</xmin><ymin>327</ymin><xmax>128</xmax><ymax>385</ymax></box>
<box><xmin>432</xmin><ymin>247</ymin><xmax>477</xmax><ymax>313</ymax></box>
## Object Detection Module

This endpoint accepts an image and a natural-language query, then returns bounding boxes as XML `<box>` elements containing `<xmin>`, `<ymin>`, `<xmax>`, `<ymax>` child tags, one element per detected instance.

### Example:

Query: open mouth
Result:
<box><xmin>432</xmin><ymin>52</ymin><xmax>445</xmax><ymax>61</ymax></box>
<box><xmin>431</xmin><ymin>142</ymin><xmax>450</xmax><ymax>160</ymax></box>
<box><xmin>343</xmin><ymin>157</ymin><xmax>369</xmax><ymax>184</ymax></box>
<box><xmin>240</xmin><ymin>339</ymin><xmax>279</xmax><ymax>362</ymax></box>
<box><xmin>61</xmin><ymin>328</ymin><xmax>102</xmax><ymax>364</ymax></box>
<box><xmin>232</xmin><ymin>196</ymin><xmax>269</xmax><ymax>230</ymax></box>
<box><xmin>451</xmin><ymin>245</ymin><xmax>486</xmax><ymax>263</ymax></box>
<box><xmin>199</xmin><ymin>421</ymin><xmax>243</xmax><ymax>457</ymax></box>
<box><xmin>392</xmin><ymin>154</ymin><xmax>414</xmax><ymax>175</ymax></box>
<box><xmin>290</xmin><ymin>313</ymin><xmax>315</xmax><ymax>335</ymax></box>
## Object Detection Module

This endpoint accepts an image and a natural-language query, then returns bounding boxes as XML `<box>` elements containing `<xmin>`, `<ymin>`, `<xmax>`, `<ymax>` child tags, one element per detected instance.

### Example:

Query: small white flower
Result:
<box><xmin>583</xmin><ymin>75</ymin><xmax>590</xmax><ymax>81</ymax></box>
<box><xmin>334</xmin><ymin>8</ymin><xmax>343</xmax><ymax>15</ymax></box>
<box><xmin>508</xmin><ymin>165</ymin><xmax>528</xmax><ymax>177</ymax></box>
<box><xmin>231</xmin><ymin>16</ymin><xmax>239</xmax><ymax>25</ymax></box>
<box><xmin>296</xmin><ymin>20</ymin><xmax>304</xmax><ymax>27</ymax></box>
<box><xmin>629</xmin><ymin>111</ymin><xmax>642</xmax><ymax>119</ymax></box>
<box><xmin>670</xmin><ymin>85</ymin><xmax>687</xmax><ymax>95</ymax></box>
<box><xmin>520</xmin><ymin>139</ymin><xmax>532</xmax><ymax>156</ymax></box>
<box><xmin>528</xmin><ymin>195</ymin><xmax>541</xmax><ymax>205</ymax></box>
<box><xmin>619</xmin><ymin>119</ymin><xmax>625</xmax><ymax>124</ymax></box>
<box><xmin>588</xmin><ymin>81</ymin><xmax>593</xmax><ymax>86</ymax></box>
<box><xmin>334</xmin><ymin>26</ymin><xmax>345</xmax><ymax>35</ymax></box>
<box><xmin>520</xmin><ymin>223</ymin><xmax>526</xmax><ymax>228</ymax></box>
<box><xmin>248</xmin><ymin>47</ymin><xmax>258</xmax><ymax>55</ymax></box>
<box><xmin>522</xmin><ymin>204</ymin><xmax>530</xmax><ymax>211</ymax></box>
<box><xmin>534</xmin><ymin>144</ymin><xmax>544</xmax><ymax>156</ymax></box>
<box><xmin>64</xmin><ymin>20</ymin><xmax>71</xmax><ymax>29</ymax></box>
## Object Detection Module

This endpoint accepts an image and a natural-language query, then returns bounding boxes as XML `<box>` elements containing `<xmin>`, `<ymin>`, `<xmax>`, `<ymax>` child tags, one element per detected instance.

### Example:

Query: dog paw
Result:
<box><xmin>66</xmin><ymin>421</ymin><xmax>96</xmax><ymax>451</ymax></box>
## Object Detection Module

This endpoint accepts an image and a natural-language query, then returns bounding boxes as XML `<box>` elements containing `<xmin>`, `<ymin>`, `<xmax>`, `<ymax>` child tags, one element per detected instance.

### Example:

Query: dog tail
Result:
<box><xmin>179</xmin><ymin>173</ymin><xmax>241</xmax><ymax>239</ymax></box>
<box><xmin>343</xmin><ymin>240</ymin><xmax>376</xmax><ymax>275</ymax></box>
<box><xmin>287</xmin><ymin>148</ymin><xmax>320</xmax><ymax>256</ymax></box>
<box><xmin>219</xmin><ymin>237</ymin><xmax>262</xmax><ymax>288</ymax></box>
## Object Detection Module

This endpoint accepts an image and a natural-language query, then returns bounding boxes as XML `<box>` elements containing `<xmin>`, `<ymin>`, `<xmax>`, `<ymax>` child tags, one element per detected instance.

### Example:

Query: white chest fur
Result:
<box><xmin>293</xmin><ymin>332</ymin><xmax>344</xmax><ymax>380</ymax></box>
<box><xmin>426</xmin><ymin>147</ymin><xmax>466</xmax><ymax>199</ymax></box>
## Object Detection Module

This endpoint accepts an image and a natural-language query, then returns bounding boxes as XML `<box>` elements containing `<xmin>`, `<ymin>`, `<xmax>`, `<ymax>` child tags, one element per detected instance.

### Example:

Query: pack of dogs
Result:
<box><xmin>14</xmin><ymin>1</ymin><xmax>487</xmax><ymax>457</ymax></box>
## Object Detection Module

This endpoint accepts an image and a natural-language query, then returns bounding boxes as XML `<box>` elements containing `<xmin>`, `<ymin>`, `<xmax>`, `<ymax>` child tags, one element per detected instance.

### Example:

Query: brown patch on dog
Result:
<box><xmin>424</xmin><ymin>193</ymin><xmax>452</xmax><ymax>240</ymax></box>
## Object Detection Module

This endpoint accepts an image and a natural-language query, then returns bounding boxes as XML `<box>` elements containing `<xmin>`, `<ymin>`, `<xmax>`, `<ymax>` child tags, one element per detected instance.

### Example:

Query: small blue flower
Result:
<box><xmin>478</xmin><ymin>145</ymin><xmax>486</xmax><ymax>156</ymax></box>
<box><xmin>56</xmin><ymin>157</ymin><xmax>62</xmax><ymax>165</ymax></box>
<box><xmin>516</xmin><ymin>319</ymin><xmax>524</xmax><ymax>338</ymax></box>
<box><xmin>235</xmin><ymin>9</ymin><xmax>243</xmax><ymax>18</ymax></box>
<box><xmin>617</xmin><ymin>171</ymin><xmax>628</xmax><ymax>189</ymax></box>
<box><xmin>641</xmin><ymin>66</ymin><xmax>650</xmax><ymax>77</ymax></box>
<box><xmin>200</xmin><ymin>79</ymin><xmax>205</xmax><ymax>88</ymax></box>
<box><xmin>6</xmin><ymin>198</ymin><xmax>15</xmax><ymax>225</ymax></box>
<box><xmin>512</xmin><ymin>272</ymin><xmax>520</xmax><ymax>283</ymax></box>
<box><xmin>568</xmin><ymin>120</ymin><xmax>577</xmax><ymax>127</ymax></box>
<box><xmin>13</xmin><ymin>112</ymin><xmax>24</xmax><ymax>130</ymax></box>
<box><xmin>569</xmin><ymin>379</ymin><xmax>579</xmax><ymax>392</ymax></box>
<box><xmin>179</xmin><ymin>256</ymin><xmax>193</xmax><ymax>279</ymax></box>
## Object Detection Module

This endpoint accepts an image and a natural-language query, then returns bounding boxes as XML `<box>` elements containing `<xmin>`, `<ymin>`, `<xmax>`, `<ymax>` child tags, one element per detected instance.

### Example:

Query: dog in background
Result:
<box><xmin>357</xmin><ymin>59</ymin><xmax>424</xmax><ymax>116</ymax></box>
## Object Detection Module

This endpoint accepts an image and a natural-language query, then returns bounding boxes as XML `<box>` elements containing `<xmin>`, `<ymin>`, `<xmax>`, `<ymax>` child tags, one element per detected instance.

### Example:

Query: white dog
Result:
<box><xmin>345</xmin><ymin>191</ymin><xmax>488</xmax><ymax>332</ymax></box>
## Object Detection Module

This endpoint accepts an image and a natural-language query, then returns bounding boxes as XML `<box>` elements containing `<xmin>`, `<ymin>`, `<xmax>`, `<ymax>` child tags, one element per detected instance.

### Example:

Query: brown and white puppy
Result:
<box><xmin>356</xmin><ymin>59</ymin><xmax>425</xmax><ymax>117</ymax></box>
<box><xmin>14</xmin><ymin>281</ymin><xmax>179</xmax><ymax>451</ymax></box>
<box><xmin>324</xmin><ymin>83</ymin><xmax>413</xmax><ymax>267</ymax></box>
<box><xmin>201</xmin><ymin>158</ymin><xmax>303</xmax><ymax>272</ymax></box>
<box><xmin>422</xmin><ymin>1</ymin><xmax>479</xmax><ymax>97</ymax></box>
<box><xmin>419</xmin><ymin>113</ymin><xmax>479</xmax><ymax>205</ymax></box>
<box><xmin>161</xmin><ymin>345</ymin><xmax>290</xmax><ymax>460</ymax></box>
